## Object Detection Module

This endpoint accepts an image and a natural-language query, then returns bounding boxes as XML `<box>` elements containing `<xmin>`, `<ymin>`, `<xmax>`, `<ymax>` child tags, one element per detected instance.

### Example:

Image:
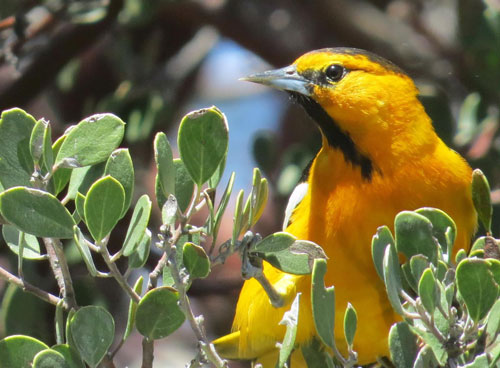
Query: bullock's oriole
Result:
<box><xmin>214</xmin><ymin>48</ymin><xmax>476</xmax><ymax>366</ymax></box>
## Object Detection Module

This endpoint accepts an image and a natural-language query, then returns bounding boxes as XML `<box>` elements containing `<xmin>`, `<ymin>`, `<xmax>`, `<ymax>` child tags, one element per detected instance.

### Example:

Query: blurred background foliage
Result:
<box><xmin>0</xmin><ymin>0</ymin><xmax>500</xmax><ymax>366</ymax></box>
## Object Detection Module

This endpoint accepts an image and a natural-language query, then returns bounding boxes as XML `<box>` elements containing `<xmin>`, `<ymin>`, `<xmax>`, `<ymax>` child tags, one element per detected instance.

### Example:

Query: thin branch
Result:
<box><xmin>98</xmin><ymin>240</ymin><xmax>140</xmax><ymax>304</ymax></box>
<box><xmin>0</xmin><ymin>265</ymin><xmax>64</xmax><ymax>307</ymax></box>
<box><xmin>142</xmin><ymin>337</ymin><xmax>154</xmax><ymax>368</ymax></box>
<box><xmin>43</xmin><ymin>237</ymin><xmax>78</xmax><ymax>309</ymax></box>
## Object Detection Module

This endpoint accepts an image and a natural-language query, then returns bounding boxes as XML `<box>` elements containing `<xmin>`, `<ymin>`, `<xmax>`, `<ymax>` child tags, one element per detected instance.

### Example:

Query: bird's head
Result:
<box><xmin>243</xmin><ymin>48</ymin><xmax>436</xmax><ymax>179</ymax></box>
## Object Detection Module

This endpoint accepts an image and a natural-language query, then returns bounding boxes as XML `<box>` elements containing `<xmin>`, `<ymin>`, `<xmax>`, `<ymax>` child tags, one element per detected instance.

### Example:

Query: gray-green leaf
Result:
<box><xmin>55</xmin><ymin>113</ymin><xmax>125</xmax><ymax>168</ymax></box>
<box><xmin>105</xmin><ymin>148</ymin><xmax>134</xmax><ymax>217</ymax></box>
<box><xmin>69</xmin><ymin>306</ymin><xmax>115</xmax><ymax>368</ymax></box>
<box><xmin>136</xmin><ymin>287</ymin><xmax>185</xmax><ymax>340</ymax></box>
<box><xmin>177</xmin><ymin>106</ymin><xmax>229</xmax><ymax>185</ymax></box>
<box><xmin>84</xmin><ymin>176</ymin><xmax>125</xmax><ymax>242</ymax></box>
<box><xmin>311</xmin><ymin>258</ymin><xmax>335</xmax><ymax>349</ymax></box>
<box><xmin>122</xmin><ymin>194</ymin><xmax>152</xmax><ymax>256</ymax></box>
<box><xmin>0</xmin><ymin>187</ymin><xmax>75</xmax><ymax>238</ymax></box>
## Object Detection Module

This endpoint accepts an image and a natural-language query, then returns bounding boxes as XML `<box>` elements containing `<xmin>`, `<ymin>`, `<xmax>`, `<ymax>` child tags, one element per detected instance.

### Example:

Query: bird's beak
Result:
<box><xmin>241</xmin><ymin>65</ymin><xmax>312</xmax><ymax>97</ymax></box>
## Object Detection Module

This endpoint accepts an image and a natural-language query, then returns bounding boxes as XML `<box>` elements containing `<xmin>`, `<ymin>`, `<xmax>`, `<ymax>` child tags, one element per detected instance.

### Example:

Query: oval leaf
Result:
<box><xmin>415</xmin><ymin>207</ymin><xmax>456</xmax><ymax>256</ymax></box>
<box><xmin>69</xmin><ymin>306</ymin><xmax>115</xmax><ymax>367</ymax></box>
<box><xmin>32</xmin><ymin>349</ymin><xmax>69</xmax><ymax>368</ymax></box>
<box><xmin>128</xmin><ymin>229</ymin><xmax>152</xmax><ymax>269</ymax></box>
<box><xmin>178</xmin><ymin>107</ymin><xmax>229</xmax><ymax>185</ymax></box>
<box><xmin>122</xmin><ymin>194</ymin><xmax>152</xmax><ymax>256</ymax></box>
<box><xmin>343</xmin><ymin>303</ymin><xmax>357</xmax><ymax>348</ymax></box>
<box><xmin>0</xmin><ymin>187</ymin><xmax>75</xmax><ymax>238</ymax></box>
<box><xmin>2</xmin><ymin>225</ymin><xmax>44</xmax><ymax>259</ymax></box>
<box><xmin>136</xmin><ymin>287</ymin><xmax>185</xmax><ymax>340</ymax></box>
<box><xmin>174</xmin><ymin>158</ymin><xmax>195</xmax><ymax>213</ymax></box>
<box><xmin>84</xmin><ymin>176</ymin><xmax>125</xmax><ymax>242</ymax></box>
<box><xmin>0</xmin><ymin>108</ymin><xmax>36</xmax><ymax>189</ymax></box>
<box><xmin>55</xmin><ymin>113</ymin><xmax>125</xmax><ymax>168</ymax></box>
<box><xmin>472</xmin><ymin>169</ymin><xmax>492</xmax><ymax>233</ymax></box>
<box><xmin>105</xmin><ymin>148</ymin><xmax>134</xmax><ymax>217</ymax></box>
<box><xmin>418</xmin><ymin>268</ymin><xmax>438</xmax><ymax>314</ymax></box>
<box><xmin>456</xmin><ymin>258</ymin><xmax>499</xmax><ymax>322</ymax></box>
<box><xmin>0</xmin><ymin>335</ymin><xmax>49</xmax><ymax>368</ymax></box>
<box><xmin>183</xmin><ymin>242</ymin><xmax>210</xmax><ymax>279</ymax></box>
<box><xmin>389</xmin><ymin>322</ymin><xmax>418</xmax><ymax>368</ymax></box>
<box><xmin>154</xmin><ymin>132</ymin><xmax>175</xmax><ymax>198</ymax></box>
<box><xmin>395</xmin><ymin>211</ymin><xmax>438</xmax><ymax>264</ymax></box>
<box><xmin>311</xmin><ymin>258</ymin><xmax>335</xmax><ymax>349</ymax></box>
<box><xmin>372</xmin><ymin>225</ymin><xmax>394</xmax><ymax>281</ymax></box>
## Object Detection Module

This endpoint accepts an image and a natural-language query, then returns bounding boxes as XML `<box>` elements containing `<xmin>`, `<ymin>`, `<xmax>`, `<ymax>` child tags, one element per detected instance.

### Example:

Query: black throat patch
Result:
<box><xmin>289</xmin><ymin>92</ymin><xmax>374</xmax><ymax>181</ymax></box>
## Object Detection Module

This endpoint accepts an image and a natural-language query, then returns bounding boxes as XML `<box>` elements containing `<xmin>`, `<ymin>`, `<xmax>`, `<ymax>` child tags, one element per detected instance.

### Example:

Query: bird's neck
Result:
<box><xmin>314</xmin><ymin>101</ymin><xmax>441</xmax><ymax>182</ymax></box>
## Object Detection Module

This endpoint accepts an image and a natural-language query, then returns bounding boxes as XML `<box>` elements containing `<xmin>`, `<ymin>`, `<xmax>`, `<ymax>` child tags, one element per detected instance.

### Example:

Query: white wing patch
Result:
<box><xmin>282</xmin><ymin>182</ymin><xmax>309</xmax><ymax>230</ymax></box>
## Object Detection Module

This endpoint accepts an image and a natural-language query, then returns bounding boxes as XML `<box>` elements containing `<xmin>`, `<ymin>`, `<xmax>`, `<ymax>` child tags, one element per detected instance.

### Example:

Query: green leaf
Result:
<box><xmin>277</xmin><ymin>293</ymin><xmax>300</xmax><ymax>368</ymax></box>
<box><xmin>372</xmin><ymin>225</ymin><xmax>394</xmax><ymax>281</ymax></box>
<box><xmin>30</xmin><ymin>119</ymin><xmax>53</xmax><ymax>172</ymax></box>
<box><xmin>51</xmin><ymin>344</ymin><xmax>85</xmax><ymax>368</ymax></box>
<box><xmin>154</xmin><ymin>132</ymin><xmax>175</xmax><ymax>198</ymax></box>
<box><xmin>213</xmin><ymin>172</ymin><xmax>235</xmax><ymax>239</ymax></box>
<box><xmin>0</xmin><ymin>187</ymin><xmax>75</xmax><ymax>238</ymax></box>
<box><xmin>418</xmin><ymin>268</ymin><xmax>438</xmax><ymax>314</ymax></box>
<box><xmin>67</xmin><ymin>163</ymin><xmax>105</xmax><ymax>200</ymax></box>
<box><xmin>161</xmin><ymin>195</ymin><xmax>177</xmax><ymax>226</ymax></box>
<box><xmin>413</xmin><ymin>345</ymin><xmax>439</xmax><ymax>368</ymax></box>
<box><xmin>162</xmin><ymin>266</ymin><xmax>175</xmax><ymax>287</ymax></box>
<box><xmin>1</xmin><ymin>284</ymin><xmax>51</xmax><ymax>341</ymax></box>
<box><xmin>124</xmin><ymin>276</ymin><xmax>144</xmax><ymax>341</ymax></box>
<box><xmin>389</xmin><ymin>322</ymin><xmax>418</xmax><ymax>368</ymax></box>
<box><xmin>253</xmin><ymin>238</ymin><xmax>326</xmax><ymax>275</ymax></box>
<box><xmin>84</xmin><ymin>176</ymin><xmax>125</xmax><ymax>242</ymax></box>
<box><xmin>0</xmin><ymin>335</ymin><xmax>49</xmax><ymax>368</ymax></box>
<box><xmin>472</xmin><ymin>169</ymin><xmax>492</xmax><ymax>233</ymax></box>
<box><xmin>55</xmin><ymin>113</ymin><xmax>125</xmax><ymax>168</ymax></box>
<box><xmin>415</xmin><ymin>207</ymin><xmax>456</xmax><ymax>257</ymax></box>
<box><xmin>383</xmin><ymin>242</ymin><xmax>404</xmax><ymax>315</ymax></box>
<box><xmin>208</xmin><ymin>152</ymin><xmax>227</xmax><ymax>189</ymax></box>
<box><xmin>409</xmin><ymin>256</ymin><xmax>430</xmax><ymax>292</ymax></box>
<box><xmin>122</xmin><ymin>194</ymin><xmax>152</xmax><ymax>256</ymax></box>
<box><xmin>463</xmin><ymin>354</ymin><xmax>488</xmax><ymax>367</ymax></box>
<box><xmin>2</xmin><ymin>224</ymin><xmax>44</xmax><ymax>259</ymax></box>
<box><xmin>232</xmin><ymin>189</ymin><xmax>244</xmax><ymax>244</ymax></box>
<box><xmin>75</xmin><ymin>192</ymin><xmax>86</xmax><ymax>221</ymax></box>
<box><xmin>343</xmin><ymin>302</ymin><xmax>357</xmax><ymax>348</ymax></box>
<box><xmin>32</xmin><ymin>349</ymin><xmax>69</xmax><ymax>368</ymax></box>
<box><xmin>455</xmin><ymin>248</ymin><xmax>467</xmax><ymax>264</ymax></box>
<box><xmin>183</xmin><ymin>242</ymin><xmax>210</xmax><ymax>279</ymax></box>
<box><xmin>128</xmin><ymin>229</ymin><xmax>151</xmax><ymax>269</ymax></box>
<box><xmin>0</xmin><ymin>108</ymin><xmax>36</xmax><ymax>189</ymax></box>
<box><xmin>395</xmin><ymin>211</ymin><xmax>438</xmax><ymax>265</ymax></box>
<box><xmin>486</xmin><ymin>299</ymin><xmax>500</xmax><ymax>345</ymax></box>
<box><xmin>136</xmin><ymin>287</ymin><xmax>186</xmax><ymax>340</ymax></box>
<box><xmin>250</xmin><ymin>232</ymin><xmax>296</xmax><ymax>253</ymax></box>
<box><xmin>177</xmin><ymin>106</ymin><xmax>229</xmax><ymax>185</ymax></box>
<box><xmin>105</xmin><ymin>148</ymin><xmax>134</xmax><ymax>217</ymax></box>
<box><xmin>301</xmin><ymin>338</ymin><xmax>335</xmax><ymax>368</ymax></box>
<box><xmin>410</xmin><ymin>327</ymin><xmax>447</xmax><ymax>365</ymax></box>
<box><xmin>50</xmin><ymin>136</ymin><xmax>72</xmax><ymax>195</ymax></box>
<box><xmin>69</xmin><ymin>306</ymin><xmax>115</xmax><ymax>367</ymax></box>
<box><xmin>73</xmin><ymin>226</ymin><xmax>98</xmax><ymax>277</ymax></box>
<box><xmin>173</xmin><ymin>158</ymin><xmax>195</xmax><ymax>213</ymax></box>
<box><xmin>311</xmin><ymin>258</ymin><xmax>335</xmax><ymax>349</ymax></box>
<box><xmin>456</xmin><ymin>258</ymin><xmax>499</xmax><ymax>322</ymax></box>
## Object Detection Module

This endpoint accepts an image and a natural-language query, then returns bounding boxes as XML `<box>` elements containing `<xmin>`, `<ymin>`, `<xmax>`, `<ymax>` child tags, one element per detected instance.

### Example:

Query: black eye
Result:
<box><xmin>325</xmin><ymin>64</ymin><xmax>345</xmax><ymax>82</ymax></box>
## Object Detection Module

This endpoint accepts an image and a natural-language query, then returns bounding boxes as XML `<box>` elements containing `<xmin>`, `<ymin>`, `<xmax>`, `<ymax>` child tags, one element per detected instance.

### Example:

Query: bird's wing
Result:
<box><xmin>282</xmin><ymin>182</ymin><xmax>309</xmax><ymax>230</ymax></box>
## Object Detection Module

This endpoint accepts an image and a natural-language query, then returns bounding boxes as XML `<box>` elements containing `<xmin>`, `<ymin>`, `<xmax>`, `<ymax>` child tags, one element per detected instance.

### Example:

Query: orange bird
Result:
<box><xmin>214</xmin><ymin>48</ymin><xmax>476</xmax><ymax>366</ymax></box>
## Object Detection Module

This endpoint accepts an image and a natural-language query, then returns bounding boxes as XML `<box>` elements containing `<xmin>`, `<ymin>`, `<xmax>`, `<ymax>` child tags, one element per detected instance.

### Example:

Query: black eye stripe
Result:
<box><xmin>300</xmin><ymin>66</ymin><xmax>348</xmax><ymax>86</ymax></box>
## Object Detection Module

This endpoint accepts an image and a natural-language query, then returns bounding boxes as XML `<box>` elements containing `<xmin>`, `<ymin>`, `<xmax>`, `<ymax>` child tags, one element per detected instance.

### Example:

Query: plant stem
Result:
<box><xmin>161</xmin><ymin>225</ymin><xmax>227</xmax><ymax>368</ymax></box>
<box><xmin>0</xmin><ymin>265</ymin><xmax>64</xmax><ymax>307</ymax></box>
<box><xmin>98</xmin><ymin>240</ymin><xmax>140</xmax><ymax>304</ymax></box>
<box><xmin>141</xmin><ymin>337</ymin><xmax>154</xmax><ymax>368</ymax></box>
<box><xmin>43</xmin><ymin>237</ymin><xmax>78</xmax><ymax>309</ymax></box>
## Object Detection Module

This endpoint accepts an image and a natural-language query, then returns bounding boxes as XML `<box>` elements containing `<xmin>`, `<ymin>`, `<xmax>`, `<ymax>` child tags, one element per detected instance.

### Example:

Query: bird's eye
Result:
<box><xmin>325</xmin><ymin>64</ymin><xmax>345</xmax><ymax>82</ymax></box>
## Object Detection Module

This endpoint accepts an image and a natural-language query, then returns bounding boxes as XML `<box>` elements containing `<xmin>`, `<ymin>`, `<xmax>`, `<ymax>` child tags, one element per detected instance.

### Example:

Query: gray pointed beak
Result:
<box><xmin>241</xmin><ymin>65</ymin><xmax>312</xmax><ymax>96</ymax></box>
